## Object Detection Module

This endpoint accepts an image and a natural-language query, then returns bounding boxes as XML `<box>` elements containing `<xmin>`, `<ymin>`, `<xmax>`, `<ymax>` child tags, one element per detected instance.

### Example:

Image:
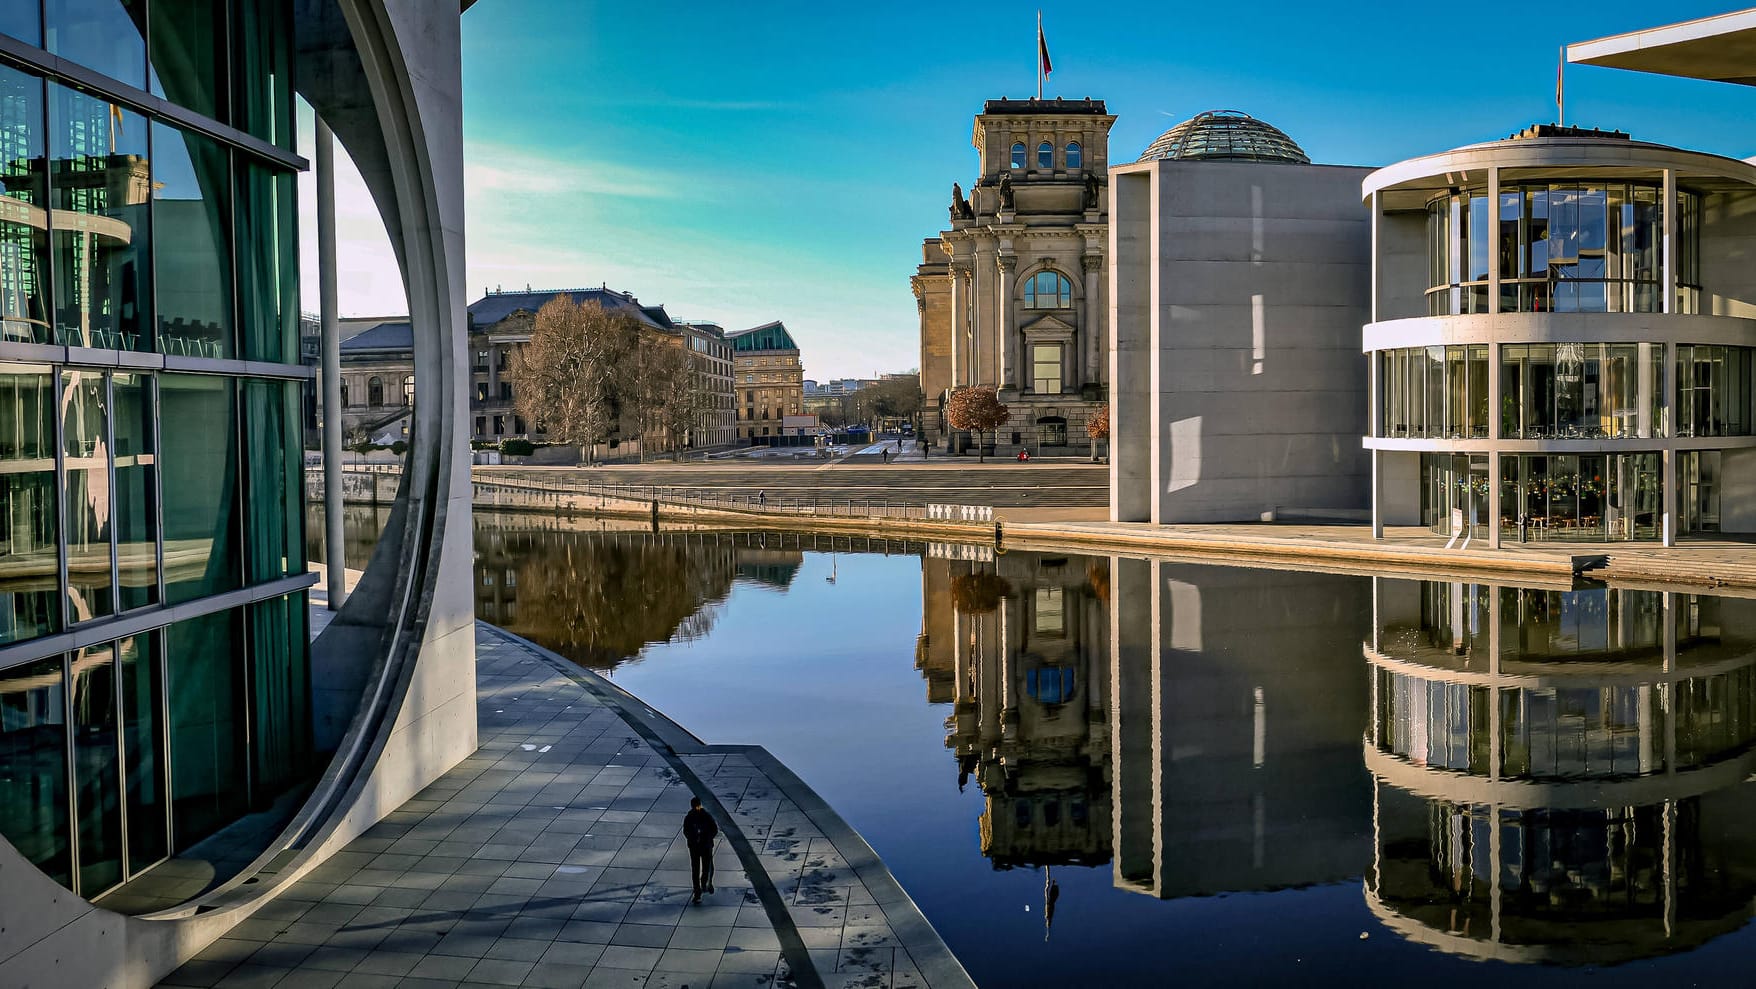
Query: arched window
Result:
<box><xmin>1023</xmin><ymin>270</ymin><xmax>1073</xmax><ymax>309</ymax></box>
<box><xmin>1011</xmin><ymin>142</ymin><xmax>1025</xmax><ymax>169</ymax></box>
<box><xmin>340</xmin><ymin>380</ymin><xmax>350</xmax><ymax>407</ymax></box>
<box><xmin>1038</xmin><ymin>141</ymin><xmax>1053</xmax><ymax>168</ymax></box>
<box><xmin>367</xmin><ymin>376</ymin><xmax>384</xmax><ymax>407</ymax></box>
<box><xmin>402</xmin><ymin>375</ymin><xmax>415</xmax><ymax>405</ymax></box>
<box><xmin>1066</xmin><ymin>142</ymin><xmax>1081</xmax><ymax>170</ymax></box>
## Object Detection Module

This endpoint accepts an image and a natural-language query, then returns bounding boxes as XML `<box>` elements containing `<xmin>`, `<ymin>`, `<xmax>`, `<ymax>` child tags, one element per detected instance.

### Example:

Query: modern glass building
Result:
<box><xmin>0</xmin><ymin>0</ymin><xmax>312</xmax><ymax>905</ymax></box>
<box><xmin>1364</xmin><ymin>125</ymin><xmax>1756</xmax><ymax>544</ymax></box>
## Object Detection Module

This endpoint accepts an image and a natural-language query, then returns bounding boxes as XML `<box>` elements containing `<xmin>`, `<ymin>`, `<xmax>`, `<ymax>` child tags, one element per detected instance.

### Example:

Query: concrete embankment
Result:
<box><xmin>313</xmin><ymin>467</ymin><xmax>1756</xmax><ymax>593</ymax></box>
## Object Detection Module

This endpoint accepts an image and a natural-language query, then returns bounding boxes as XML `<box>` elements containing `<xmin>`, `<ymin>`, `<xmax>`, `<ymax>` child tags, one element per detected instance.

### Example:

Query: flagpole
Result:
<box><xmin>1037</xmin><ymin>11</ymin><xmax>1043</xmax><ymax>100</ymax></box>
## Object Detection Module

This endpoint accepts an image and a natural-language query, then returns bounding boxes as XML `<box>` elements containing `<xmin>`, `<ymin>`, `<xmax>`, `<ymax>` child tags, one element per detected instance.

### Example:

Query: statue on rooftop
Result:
<box><xmin>1084</xmin><ymin>173</ymin><xmax>1101</xmax><ymax>210</ymax></box>
<box><xmin>998</xmin><ymin>171</ymin><xmax>1015</xmax><ymax>211</ymax></box>
<box><xmin>950</xmin><ymin>182</ymin><xmax>973</xmax><ymax>221</ymax></box>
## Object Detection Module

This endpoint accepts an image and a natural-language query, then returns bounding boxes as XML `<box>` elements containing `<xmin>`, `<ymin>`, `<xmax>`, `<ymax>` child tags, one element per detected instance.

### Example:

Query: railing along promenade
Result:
<box><xmin>305</xmin><ymin>465</ymin><xmax>999</xmax><ymax>530</ymax></box>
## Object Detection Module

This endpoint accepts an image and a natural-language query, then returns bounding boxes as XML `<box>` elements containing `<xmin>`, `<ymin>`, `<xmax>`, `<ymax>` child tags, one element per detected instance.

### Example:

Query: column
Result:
<box><xmin>1488</xmin><ymin>342</ymin><xmax>1501</xmax><ymax>550</ymax></box>
<box><xmin>1486</xmin><ymin>168</ymin><xmax>1501</xmax><ymax>314</ymax></box>
<box><xmin>1084</xmin><ymin>254</ymin><xmax>1104</xmax><ymax>391</ymax></box>
<box><xmin>1663</xmin><ymin>168</ymin><xmax>1677</xmax><ymax>314</ymax></box>
<box><xmin>317</xmin><ymin>118</ymin><xmax>346</xmax><ymax>610</ymax></box>
<box><xmin>1488</xmin><ymin>451</ymin><xmax>1502</xmax><ymax>549</ymax></box>
<box><xmin>1372</xmin><ymin>450</ymin><xmax>1384</xmax><ymax>540</ymax></box>
<box><xmin>1664</xmin><ymin>338</ymin><xmax>1679</xmax><ymax>546</ymax></box>
<box><xmin>998</xmin><ymin>255</ymin><xmax>1017</xmax><ymax>390</ymax></box>
<box><xmin>1370</xmin><ymin>192</ymin><xmax>1380</xmax><ymax>323</ymax></box>
<box><xmin>973</xmin><ymin>246</ymin><xmax>996</xmax><ymax>387</ymax></box>
<box><xmin>949</xmin><ymin>261</ymin><xmax>968</xmax><ymax>389</ymax></box>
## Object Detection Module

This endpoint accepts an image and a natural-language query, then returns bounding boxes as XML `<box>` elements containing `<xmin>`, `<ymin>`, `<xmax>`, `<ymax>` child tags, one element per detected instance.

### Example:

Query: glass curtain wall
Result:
<box><xmin>0</xmin><ymin>1</ymin><xmax>309</xmax><ymax>903</ymax></box>
<box><xmin>1379</xmin><ymin>346</ymin><xmax>1488</xmax><ymax>439</ymax></box>
<box><xmin>1676</xmin><ymin>345</ymin><xmax>1752</xmax><ymax>437</ymax></box>
<box><xmin>1427</xmin><ymin>182</ymin><xmax>1693</xmax><ymax>315</ymax></box>
<box><xmin>1498</xmin><ymin>453</ymin><xmax>1661</xmax><ymax>541</ymax></box>
<box><xmin>1499</xmin><ymin>343</ymin><xmax>1663</xmax><ymax>439</ymax></box>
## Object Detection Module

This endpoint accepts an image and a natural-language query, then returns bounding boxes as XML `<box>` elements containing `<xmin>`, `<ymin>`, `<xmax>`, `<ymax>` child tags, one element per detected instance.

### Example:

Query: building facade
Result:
<box><xmin>730</xmin><ymin>320</ymin><xmax>805</xmax><ymax>444</ymax></box>
<box><xmin>0</xmin><ymin>2</ymin><xmax>477</xmax><ymax>983</ymax></box>
<box><xmin>914</xmin><ymin>98</ymin><xmax>1115</xmax><ymax>454</ymax></box>
<box><xmin>1362</xmin><ymin>125</ymin><xmax>1756</xmax><ymax>545</ymax></box>
<box><xmin>678</xmin><ymin>320</ymin><xmax>736</xmax><ymax>449</ymax></box>
<box><xmin>1110</xmin><ymin>112</ymin><xmax>1372</xmax><ymax>523</ymax></box>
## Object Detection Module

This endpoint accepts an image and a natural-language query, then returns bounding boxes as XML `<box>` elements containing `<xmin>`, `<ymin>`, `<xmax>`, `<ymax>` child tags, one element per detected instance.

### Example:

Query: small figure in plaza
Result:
<box><xmin>1017</xmin><ymin>449</ymin><xmax>1031</xmax><ymax>462</ymax></box>
<box><xmin>883</xmin><ymin>449</ymin><xmax>891</xmax><ymax>463</ymax></box>
<box><xmin>684</xmin><ymin>796</ymin><xmax>719</xmax><ymax>904</ymax></box>
<box><xmin>1518</xmin><ymin>512</ymin><xmax>1530</xmax><ymax>543</ymax></box>
<box><xmin>758</xmin><ymin>490</ymin><xmax>766</xmax><ymax>507</ymax></box>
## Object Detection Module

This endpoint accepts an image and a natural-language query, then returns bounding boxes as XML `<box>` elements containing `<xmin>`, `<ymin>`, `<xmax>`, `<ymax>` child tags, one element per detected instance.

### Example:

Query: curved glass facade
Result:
<box><xmin>1425</xmin><ymin>182</ymin><xmax>1700</xmax><ymax>315</ymax></box>
<box><xmin>0</xmin><ymin>1</ymin><xmax>308</xmax><ymax>904</ymax></box>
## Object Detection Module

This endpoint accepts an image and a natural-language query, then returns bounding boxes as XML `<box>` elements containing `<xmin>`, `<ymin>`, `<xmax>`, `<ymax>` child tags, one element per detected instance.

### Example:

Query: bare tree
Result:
<box><xmin>640</xmin><ymin>339</ymin><xmax>699</xmax><ymax>456</ymax></box>
<box><xmin>507</xmin><ymin>297</ymin><xmax>639</xmax><ymax>464</ymax></box>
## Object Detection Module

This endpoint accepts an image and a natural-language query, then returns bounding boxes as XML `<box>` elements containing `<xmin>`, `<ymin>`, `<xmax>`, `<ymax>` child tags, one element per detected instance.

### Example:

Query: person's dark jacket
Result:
<box><xmin>684</xmin><ymin>807</ymin><xmax>718</xmax><ymax>852</ymax></box>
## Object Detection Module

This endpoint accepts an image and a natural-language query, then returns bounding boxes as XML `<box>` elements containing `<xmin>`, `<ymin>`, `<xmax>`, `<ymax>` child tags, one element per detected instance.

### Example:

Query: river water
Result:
<box><xmin>319</xmin><ymin>508</ymin><xmax>1756</xmax><ymax>987</ymax></box>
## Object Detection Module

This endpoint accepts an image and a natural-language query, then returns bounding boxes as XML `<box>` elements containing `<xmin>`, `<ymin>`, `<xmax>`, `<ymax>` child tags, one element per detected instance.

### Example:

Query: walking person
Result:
<box><xmin>757</xmin><ymin>489</ymin><xmax>766</xmax><ymax>507</ymax></box>
<box><xmin>684</xmin><ymin>796</ymin><xmax>718</xmax><ymax>904</ymax></box>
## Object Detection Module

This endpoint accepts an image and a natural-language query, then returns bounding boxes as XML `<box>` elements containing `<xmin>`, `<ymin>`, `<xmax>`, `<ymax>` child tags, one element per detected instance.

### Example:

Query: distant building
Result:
<box><xmin>1110</xmin><ymin>111</ymin><xmax>1372</xmax><ymax>523</ymax></box>
<box><xmin>729</xmin><ymin>320</ymin><xmax>805</xmax><ymax>444</ymax></box>
<box><xmin>677</xmin><ymin>321</ymin><xmax>737</xmax><ymax>448</ymax></box>
<box><xmin>915</xmin><ymin>97</ymin><xmax>1115</xmax><ymax>455</ymax></box>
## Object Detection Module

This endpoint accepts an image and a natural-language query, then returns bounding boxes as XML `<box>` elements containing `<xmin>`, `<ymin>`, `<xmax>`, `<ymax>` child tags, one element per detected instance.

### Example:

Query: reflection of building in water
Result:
<box><xmin>1110</xmin><ymin>561</ymin><xmax>1371</xmax><ymax>898</ymax></box>
<box><xmin>1365</xmin><ymin>576</ymin><xmax>1756</xmax><ymax>964</ymax></box>
<box><xmin>921</xmin><ymin>554</ymin><xmax>1371</xmax><ymax>889</ymax></box>
<box><xmin>924</xmin><ymin>552</ymin><xmax>1112</xmax><ymax>868</ymax></box>
<box><xmin>733</xmin><ymin>534</ymin><xmax>804</xmax><ymax>590</ymax></box>
<box><xmin>471</xmin><ymin>525</ymin><xmax>737</xmax><ymax>670</ymax></box>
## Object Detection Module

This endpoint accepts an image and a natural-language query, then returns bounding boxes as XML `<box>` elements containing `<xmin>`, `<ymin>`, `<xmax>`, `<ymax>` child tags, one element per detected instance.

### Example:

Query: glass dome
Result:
<box><xmin>1139</xmin><ymin>110</ymin><xmax>1310</xmax><ymax>164</ymax></box>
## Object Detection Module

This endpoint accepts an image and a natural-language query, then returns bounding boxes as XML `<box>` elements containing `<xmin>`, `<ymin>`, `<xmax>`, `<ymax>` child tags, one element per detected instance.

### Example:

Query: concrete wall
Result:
<box><xmin>1111</xmin><ymin>159</ymin><xmax>1372</xmax><ymax>524</ymax></box>
<box><xmin>1110</xmin><ymin>170</ymin><xmax>1154</xmax><ymax>521</ymax></box>
<box><xmin>1376</xmin><ymin>210</ymin><xmax>1428</xmax><ymax>322</ymax></box>
<box><xmin>1722</xmin><ymin>448</ymin><xmax>1756</xmax><ymax>533</ymax></box>
<box><xmin>1381</xmin><ymin>451</ymin><xmax>1422</xmax><ymax>525</ymax></box>
<box><xmin>1701</xmin><ymin>188</ymin><xmax>1756</xmax><ymax>319</ymax></box>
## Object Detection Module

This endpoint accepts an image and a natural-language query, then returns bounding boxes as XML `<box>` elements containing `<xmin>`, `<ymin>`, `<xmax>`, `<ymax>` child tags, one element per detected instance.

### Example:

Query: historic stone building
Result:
<box><xmin>914</xmin><ymin>98</ymin><xmax>1116</xmax><ymax>454</ymax></box>
<box><xmin>730</xmin><ymin>320</ymin><xmax>805</xmax><ymax>444</ymax></box>
<box><xmin>677</xmin><ymin>321</ymin><xmax>737</xmax><ymax>449</ymax></box>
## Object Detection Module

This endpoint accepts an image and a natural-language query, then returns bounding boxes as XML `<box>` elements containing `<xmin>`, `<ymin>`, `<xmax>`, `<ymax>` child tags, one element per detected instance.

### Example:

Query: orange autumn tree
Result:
<box><xmin>946</xmin><ymin>386</ymin><xmax>1009</xmax><ymax>462</ymax></box>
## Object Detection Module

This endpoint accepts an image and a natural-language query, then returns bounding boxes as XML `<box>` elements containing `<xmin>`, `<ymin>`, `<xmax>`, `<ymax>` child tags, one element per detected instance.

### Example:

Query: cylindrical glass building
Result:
<box><xmin>1363</xmin><ymin>126</ymin><xmax>1756</xmax><ymax>545</ymax></box>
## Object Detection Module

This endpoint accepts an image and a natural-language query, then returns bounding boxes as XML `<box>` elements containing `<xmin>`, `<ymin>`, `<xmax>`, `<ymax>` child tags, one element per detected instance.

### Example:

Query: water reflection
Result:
<box><xmin>324</xmin><ymin>511</ymin><xmax>1756</xmax><ymax>978</ymax></box>
<box><xmin>1365</xmin><ymin>577</ymin><xmax>1756</xmax><ymax>964</ymax></box>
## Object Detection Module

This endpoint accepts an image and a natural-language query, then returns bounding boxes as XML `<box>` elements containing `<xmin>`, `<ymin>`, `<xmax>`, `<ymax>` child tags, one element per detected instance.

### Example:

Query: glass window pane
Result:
<box><xmin>114</xmin><ymin>372</ymin><xmax>156</xmax><ymax>609</ymax></box>
<box><xmin>0</xmin><ymin>363</ymin><xmax>58</xmax><ymax>643</ymax></box>
<box><xmin>152</xmin><ymin>121</ymin><xmax>232</xmax><ymax>359</ymax></box>
<box><xmin>50</xmin><ymin>84</ymin><xmax>150</xmax><ymax>350</ymax></box>
<box><xmin>237</xmin><ymin>162</ymin><xmax>296</xmax><ymax>363</ymax></box>
<box><xmin>244</xmin><ymin>379</ymin><xmax>304</xmax><ymax>582</ymax></box>
<box><xmin>0</xmin><ymin>655</ymin><xmax>70</xmax><ymax>886</ymax></box>
<box><xmin>46</xmin><ymin>0</ymin><xmax>147</xmax><ymax>89</ymax></box>
<box><xmin>119</xmin><ymin>631</ymin><xmax>166</xmax><ymax>872</ymax></box>
<box><xmin>0</xmin><ymin>65</ymin><xmax>51</xmax><ymax>345</ymax></box>
<box><xmin>248</xmin><ymin>592</ymin><xmax>308</xmax><ymax>795</ymax></box>
<box><xmin>1037</xmin><ymin>142</ymin><xmax>1052</xmax><ymax>168</ymax></box>
<box><xmin>0</xmin><ymin>1</ymin><xmax>41</xmax><ymax>44</ymax></box>
<box><xmin>234</xmin><ymin>0</ymin><xmax>292</xmax><ymax>149</ymax></box>
<box><xmin>1010</xmin><ymin>143</ymin><xmax>1024</xmax><ymax>169</ymax></box>
<box><xmin>166</xmin><ymin>608</ymin><xmax>245</xmax><ymax>849</ymax></box>
<box><xmin>1065</xmin><ymin>142</ymin><xmax>1081</xmax><ymax>170</ymax></box>
<box><xmin>160</xmin><ymin>373</ymin><xmax>239</xmax><ymax>603</ymax></box>
<box><xmin>70</xmin><ymin>640</ymin><xmax>121</xmax><ymax>895</ymax></box>
<box><xmin>62</xmin><ymin>368</ymin><xmax>113</xmax><ymax>622</ymax></box>
<box><xmin>149</xmin><ymin>0</ymin><xmax>228</xmax><ymax>122</ymax></box>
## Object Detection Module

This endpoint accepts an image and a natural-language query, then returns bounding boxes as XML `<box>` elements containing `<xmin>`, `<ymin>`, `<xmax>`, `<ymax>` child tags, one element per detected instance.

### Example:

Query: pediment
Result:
<box><xmin>1021</xmin><ymin>313</ymin><xmax>1076</xmax><ymax>339</ymax></box>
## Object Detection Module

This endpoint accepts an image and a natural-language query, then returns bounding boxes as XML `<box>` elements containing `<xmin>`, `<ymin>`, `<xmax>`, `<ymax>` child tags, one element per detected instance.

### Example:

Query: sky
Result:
<box><xmin>297</xmin><ymin>0</ymin><xmax>1756</xmax><ymax>380</ymax></box>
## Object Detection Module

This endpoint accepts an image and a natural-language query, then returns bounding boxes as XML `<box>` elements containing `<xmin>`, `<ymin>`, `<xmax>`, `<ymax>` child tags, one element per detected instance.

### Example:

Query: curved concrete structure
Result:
<box><xmin>1363</xmin><ymin>127</ymin><xmax>1756</xmax><ymax>546</ymax></box>
<box><xmin>0</xmin><ymin>2</ymin><xmax>475</xmax><ymax>985</ymax></box>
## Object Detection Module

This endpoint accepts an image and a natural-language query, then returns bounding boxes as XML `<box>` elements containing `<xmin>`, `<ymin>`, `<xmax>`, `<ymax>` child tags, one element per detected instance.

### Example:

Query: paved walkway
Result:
<box><xmin>158</xmin><ymin>622</ymin><xmax>969</xmax><ymax>989</ymax></box>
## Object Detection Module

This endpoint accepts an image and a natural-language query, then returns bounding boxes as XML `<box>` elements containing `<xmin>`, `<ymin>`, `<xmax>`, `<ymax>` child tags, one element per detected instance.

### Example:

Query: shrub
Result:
<box><xmin>500</xmin><ymin>438</ymin><xmax>536</xmax><ymax>457</ymax></box>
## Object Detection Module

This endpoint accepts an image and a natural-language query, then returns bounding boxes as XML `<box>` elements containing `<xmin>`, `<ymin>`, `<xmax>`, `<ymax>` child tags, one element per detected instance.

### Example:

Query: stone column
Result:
<box><xmin>1084</xmin><ymin>253</ymin><xmax>1104</xmax><ymax>392</ymax></box>
<box><xmin>949</xmin><ymin>261</ymin><xmax>969</xmax><ymax>388</ymax></box>
<box><xmin>1663</xmin><ymin>168</ymin><xmax>1678</xmax><ymax>315</ymax></box>
<box><xmin>997</xmin><ymin>254</ymin><xmax>1016</xmax><ymax>390</ymax></box>
<box><xmin>974</xmin><ymin>244</ymin><xmax>997</xmax><ymax>387</ymax></box>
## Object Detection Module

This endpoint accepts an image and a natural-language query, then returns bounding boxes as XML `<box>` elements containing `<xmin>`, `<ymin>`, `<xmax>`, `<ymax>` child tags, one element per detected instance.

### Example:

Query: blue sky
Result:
<box><xmin>300</xmin><ymin>1</ymin><xmax>1756</xmax><ymax>379</ymax></box>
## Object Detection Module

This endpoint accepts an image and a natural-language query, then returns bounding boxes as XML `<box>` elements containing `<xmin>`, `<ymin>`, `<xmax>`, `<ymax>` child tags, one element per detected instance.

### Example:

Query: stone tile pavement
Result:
<box><xmin>157</xmin><ymin>623</ymin><xmax>971</xmax><ymax>989</ymax></box>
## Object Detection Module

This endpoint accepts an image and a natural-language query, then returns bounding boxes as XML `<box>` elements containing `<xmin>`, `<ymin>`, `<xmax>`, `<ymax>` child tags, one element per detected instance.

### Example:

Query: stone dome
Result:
<box><xmin>1139</xmin><ymin>110</ymin><xmax>1310</xmax><ymax>164</ymax></box>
